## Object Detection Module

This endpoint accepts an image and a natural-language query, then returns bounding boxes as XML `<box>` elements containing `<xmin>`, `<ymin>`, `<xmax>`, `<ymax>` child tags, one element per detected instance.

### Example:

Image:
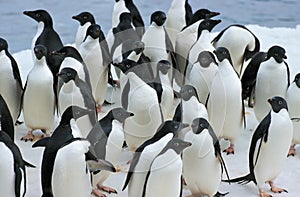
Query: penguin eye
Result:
<box><xmin>205</xmin><ymin>22</ymin><xmax>210</xmax><ymax>26</ymax></box>
<box><xmin>126</xmin><ymin>64</ymin><xmax>131</xmax><ymax>68</ymax></box>
<box><xmin>75</xmin><ymin>111</ymin><xmax>80</xmax><ymax>115</ymax></box>
<box><xmin>174</xmin><ymin>125</ymin><xmax>179</xmax><ymax>129</ymax></box>
<box><xmin>67</xmin><ymin>73</ymin><xmax>71</xmax><ymax>77</ymax></box>
<box><xmin>188</xmin><ymin>89</ymin><xmax>193</xmax><ymax>93</ymax></box>
<box><xmin>117</xmin><ymin>112</ymin><xmax>122</xmax><ymax>117</ymax></box>
<box><xmin>278</xmin><ymin>101</ymin><xmax>283</xmax><ymax>105</ymax></box>
<box><xmin>174</xmin><ymin>142</ymin><xmax>179</xmax><ymax>147</ymax></box>
<box><xmin>36</xmin><ymin>13</ymin><xmax>40</xmax><ymax>18</ymax></box>
<box><xmin>83</xmin><ymin>15</ymin><xmax>88</xmax><ymax>19</ymax></box>
<box><xmin>274</xmin><ymin>53</ymin><xmax>278</xmax><ymax>56</ymax></box>
<box><xmin>200</xmin><ymin>123</ymin><xmax>205</xmax><ymax>128</ymax></box>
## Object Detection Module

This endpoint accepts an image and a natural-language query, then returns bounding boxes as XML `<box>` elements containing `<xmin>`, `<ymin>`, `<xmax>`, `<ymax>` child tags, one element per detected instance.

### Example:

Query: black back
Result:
<box><xmin>0</xmin><ymin>94</ymin><xmax>14</xmax><ymax>140</ymax></box>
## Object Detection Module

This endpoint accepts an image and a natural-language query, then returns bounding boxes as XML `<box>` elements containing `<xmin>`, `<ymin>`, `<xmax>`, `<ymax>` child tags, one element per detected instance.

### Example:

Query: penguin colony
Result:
<box><xmin>0</xmin><ymin>0</ymin><xmax>299</xmax><ymax>197</ymax></box>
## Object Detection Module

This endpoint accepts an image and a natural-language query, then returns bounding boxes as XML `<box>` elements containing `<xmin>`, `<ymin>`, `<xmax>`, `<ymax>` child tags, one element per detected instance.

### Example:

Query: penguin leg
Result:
<box><xmin>287</xmin><ymin>144</ymin><xmax>296</xmax><ymax>157</ymax></box>
<box><xmin>259</xmin><ymin>189</ymin><xmax>272</xmax><ymax>197</ymax></box>
<box><xmin>97</xmin><ymin>183</ymin><xmax>118</xmax><ymax>194</ymax></box>
<box><xmin>96</xmin><ymin>104</ymin><xmax>102</xmax><ymax>113</ymax></box>
<box><xmin>20</xmin><ymin>130</ymin><xmax>35</xmax><ymax>142</ymax></box>
<box><xmin>269</xmin><ymin>181</ymin><xmax>288</xmax><ymax>194</ymax></box>
<box><xmin>92</xmin><ymin>188</ymin><xmax>107</xmax><ymax>197</ymax></box>
<box><xmin>223</xmin><ymin>143</ymin><xmax>235</xmax><ymax>155</ymax></box>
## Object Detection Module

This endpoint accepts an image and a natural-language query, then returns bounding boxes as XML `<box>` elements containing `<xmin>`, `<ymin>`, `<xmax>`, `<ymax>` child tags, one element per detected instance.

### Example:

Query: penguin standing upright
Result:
<box><xmin>22</xmin><ymin>45</ymin><xmax>56</xmax><ymax>141</ymax></box>
<box><xmin>142</xmin><ymin>138</ymin><xmax>191</xmax><ymax>197</ymax></box>
<box><xmin>173</xmin><ymin>84</ymin><xmax>208</xmax><ymax>139</ymax></box>
<box><xmin>183</xmin><ymin>118</ymin><xmax>229</xmax><ymax>197</ymax></box>
<box><xmin>0</xmin><ymin>38</ymin><xmax>23</xmax><ymax>125</ymax></box>
<box><xmin>207</xmin><ymin>47</ymin><xmax>245</xmax><ymax>154</ymax></box>
<box><xmin>186</xmin><ymin>51</ymin><xmax>218</xmax><ymax>104</ymax></box>
<box><xmin>224</xmin><ymin>96</ymin><xmax>293</xmax><ymax>197</ymax></box>
<box><xmin>212</xmin><ymin>24</ymin><xmax>260</xmax><ymax>76</ymax></box>
<box><xmin>79</xmin><ymin>24</ymin><xmax>111</xmax><ymax>112</ymax></box>
<box><xmin>286</xmin><ymin>73</ymin><xmax>300</xmax><ymax>156</ymax></box>
<box><xmin>23</xmin><ymin>9</ymin><xmax>64</xmax><ymax>77</ymax></box>
<box><xmin>72</xmin><ymin>11</ymin><xmax>96</xmax><ymax>49</ymax></box>
<box><xmin>0</xmin><ymin>131</ymin><xmax>35</xmax><ymax>197</ymax></box>
<box><xmin>123</xmin><ymin>121</ymin><xmax>189</xmax><ymax>197</ymax></box>
<box><xmin>87</xmin><ymin>108</ymin><xmax>133</xmax><ymax>195</ymax></box>
<box><xmin>165</xmin><ymin>0</ymin><xmax>193</xmax><ymax>46</ymax></box>
<box><xmin>32</xmin><ymin>105</ymin><xmax>115</xmax><ymax>197</ymax></box>
<box><xmin>0</xmin><ymin>94</ymin><xmax>14</xmax><ymax>140</ymax></box>
<box><xmin>175</xmin><ymin>9</ymin><xmax>220</xmax><ymax>73</ymax></box>
<box><xmin>254</xmin><ymin>45</ymin><xmax>289</xmax><ymax>122</ymax></box>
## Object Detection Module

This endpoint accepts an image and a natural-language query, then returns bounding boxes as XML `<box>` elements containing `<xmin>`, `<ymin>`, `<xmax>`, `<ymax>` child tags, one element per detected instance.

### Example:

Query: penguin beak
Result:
<box><xmin>72</xmin><ymin>15</ymin><xmax>80</xmax><ymax>21</ymax></box>
<box><xmin>209</xmin><ymin>12</ymin><xmax>220</xmax><ymax>18</ymax></box>
<box><xmin>267</xmin><ymin>98</ymin><xmax>273</xmax><ymax>104</ymax></box>
<box><xmin>283</xmin><ymin>54</ymin><xmax>287</xmax><ymax>59</ymax></box>
<box><xmin>56</xmin><ymin>72</ymin><xmax>61</xmax><ymax>77</ymax></box>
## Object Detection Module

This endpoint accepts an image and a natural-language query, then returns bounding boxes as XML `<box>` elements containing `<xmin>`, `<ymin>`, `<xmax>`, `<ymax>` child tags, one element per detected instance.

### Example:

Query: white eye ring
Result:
<box><xmin>174</xmin><ymin>142</ymin><xmax>179</xmax><ymax>147</ymax></box>
<box><xmin>278</xmin><ymin>101</ymin><xmax>283</xmax><ymax>105</ymax></box>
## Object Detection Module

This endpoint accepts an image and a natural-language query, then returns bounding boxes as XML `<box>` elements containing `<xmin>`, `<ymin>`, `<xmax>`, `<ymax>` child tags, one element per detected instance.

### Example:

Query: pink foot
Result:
<box><xmin>223</xmin><ymin>144</ymin><xmax>235</xmax><ymax>155</ymax></box>
<box><xmin>97</xmin><ymin>184</ymin><xmax>117</xmax><ymax>194</ymax></box>
<box><xmin>20</xmin><ymin>131</ymin><xmax>35</xmax><ymax>142</ymax></box>
<box><xmin>96</xmin><ymin>104</ymin><xmax>102</xmax><ymax>113</ymax></box>
<box><xmin>92</xmin><ymin>189</ymin><xmax>106</xmax><ymax>197</ymax></box>
<box><xmin>259</xmin><ymin>189</ymin><xmax>272</xmax><ymax>197</ymax></box>
<box><xmin>269</xmin><ymin>181</ymin><xmax>288</xmax><ymax>194</ymax></box>
<box><xmin>288</xmin><ymin>144</ymin><xmax>296</xmax><ymax>157</ymax></box>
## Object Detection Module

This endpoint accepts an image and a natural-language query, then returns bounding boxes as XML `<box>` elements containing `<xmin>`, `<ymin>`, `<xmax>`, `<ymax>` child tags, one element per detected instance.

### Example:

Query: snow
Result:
<box><xmin>12</xmin><ymin>24</ymin><xmax>300</xmax><ymax>197</ymax></box>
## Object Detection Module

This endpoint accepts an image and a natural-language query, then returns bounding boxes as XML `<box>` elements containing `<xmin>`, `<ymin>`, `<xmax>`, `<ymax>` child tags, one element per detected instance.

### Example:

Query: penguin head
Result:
<box><xmin>268</xmin><ymin>96</ymin><xmax>288</xmax><ymax>113</ymax></box>
<box><xmin>23</xmin><ymin>9</ymin><xmax>53</xmax><ymax>26</ymax></box>
<box><xmin>193</xmin><ymin>9</ymin><xmax>220</xmax><ymax>20</ymax></box>
<box><xmin>157</xmin><ymin>60</ymin><xmax>171</xmax><ymax>75</ymax></box>
<box><xmin>132</xmin><ymin>41</ymin><xmax>145</xmax><ymax>55</ymax></box>
<box><xmin>150</xmin><ymin>11</ymin><xmax>166</xmax><ymax>26</ymax></box>
<box><xmin>61</xmin><ymin>105</ymin><xmax>92</xmax><ymax>122</ymax></box>
<box><xmin>180</xmin><ymin>85</ymin><xmax>199</xmax><ymax>101</ymax></box>
<box><xmin>164</xmin><ymin>138</ymin><xmax>192</xmax><ymax>155</ymax></box>
<box><xmin>111</xmin><ymin>107</ymin><xmax>134</xmax><ymax>123</ymax></box>
<box><xmin>197</xmin><ymin>19</ymin><xmax>221</xmax><ymax>35</ymax></box>
<box><xmin>51</xmin><ymin>46</ymin><xmax>83</xmax><ymax>62</ymax></box>
<box><xmin>119</xmin><ymin>12</ymin><xmax>132</xmax><ymax>22</ymax></box>
<box><xmin>214</xmin><ymin>47</ymin><xmax>233</xmax><ymax>65</ymax></box>
<box><xmin>0</xmin><ymin>38</ymin><xmax>8</xmax><ymax>52</ymax></box>
<box><xmin>57</xmin><ymin>67</ymin><xmax>77</xmax><ymax>83</ymax></box>
<box><xmin>191</xmin><ymin>118</ymin><xmax>210</xmax><ymax>135</ymax></box>
<box><xmin>293</xmin><ymin>73</ymin><xmax>300</xmax><ymax>88</ymax></box>
<box><xmin>34</xmin><ymin>45</ymin><xmax>47</xmax><ymax>60</ymax></box>
<box><xmin>113</xmin><ymin>59</ymin><xmax>137</xmax><ymax>74</ymax></box>
<box><xmin>197</xmin><ymin>51</ymin><xmax>217</xmax><ymax>68</ymax></box>
<box><xmin>267</xmin><ymin>45</ymin><xmax>287</xmax><ymax>63</ymax></box>
<box><xmin>72</xmin><ymin>12</ymin><xmax>95</xmax><ymax>26</ymax></box>
<box><xmin>85</xmin><ymin>24</ymin><xmax>101</xmax><ymax>40</ymax></box>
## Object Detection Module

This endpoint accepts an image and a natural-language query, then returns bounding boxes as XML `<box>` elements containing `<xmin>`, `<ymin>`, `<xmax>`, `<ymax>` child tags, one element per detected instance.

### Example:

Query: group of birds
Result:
<box><xmin>0</xmin><ymin>0</ymin><xmax>299</xmax><ymax>197</ymax></box>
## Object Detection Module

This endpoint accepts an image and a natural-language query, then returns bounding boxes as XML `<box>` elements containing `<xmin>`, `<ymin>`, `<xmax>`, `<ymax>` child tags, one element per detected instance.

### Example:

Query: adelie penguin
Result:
<box><xmin>79</xmin><ymin>24</ymin><xmax>112</xmax><ymax>113</ymax></box>
<box><xmin>122</xmin><ymin>120</ymin><xmax>189</xmax><ymax>197</ymax></box>
<box><xmin>254</xmin><ymin>45</ymin><xmax>290</xmax><ymax>122</ymax></box>
<box><xmin>72</xmin><ymin>11</ymin><xmax>96</xmax><ymax>48</ymax></box>
<box><xmin>224</xmin><ymin>96</ymin><xmax>293</xmax><ymax>197</ymax></box>
<box><xmin>86</xmin><ymin>108</ymin><xmax>133</xmax><ymax>196</ymax></box>
<box><xmin>142</xmin><ymin>138</ymin><xmax>192</xmax><ymax>197</ymax></box>
<box><xmin>286</xmin><ymin>73</ymin><xmax>300</xmax><ymax>156</ymax></box>
<box><xmin>207</xmin><ymin>47</ymin><xmax>245</xmax><ymax>154</ymax></box>
<box><xmin>0</xmin><ymin>37</ymin><xmax>23</xmax><ymax>125</ymax></box>
<box><xmin>22</xmin><ymin>45</ymin><xmax>56</xmax><ymax>141</ymax></box>
<box><xmin>212</xmin><ymin>24</ymin><xmax>260</xmax><ymax>76</ymax></box>
<box><xmin>32</xmin><ymin>105</ymin><xmax>116</xmax><ymax>197</ymax></box>
<box><xmin>23</xmin><ymin>9</ymin><xmax>64</xmax><ymax>78</ymax></box>
<box><xmin>183</xmin><ymin>118</ymin><xmax>230</xmax><ymax>197</ymax></box>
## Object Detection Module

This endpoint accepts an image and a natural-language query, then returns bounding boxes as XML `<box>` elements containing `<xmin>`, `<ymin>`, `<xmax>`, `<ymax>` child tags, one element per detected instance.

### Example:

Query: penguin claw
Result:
<box><xmin>223</xmin><ymin>147</ymin><xmax>235</xmax><ymax>155</ymax></box>
<box><xmin>287</xmin><ymin>145</ymin><xmax>296</xmax><ymax>157</ymax></box>
<box><xmin>20</xmin><ymin>133</ymin><xmax>35</xmax><ymax>142</ymax></box>
<box><xmin>97</xmin><ymin>184</ymin><xmax>118</xmax><ymax>194</ymax></box>
<box><xmin>91</xmin><ymin>189</ymin><xmax>106</xmax><ymax>197</ymax></box>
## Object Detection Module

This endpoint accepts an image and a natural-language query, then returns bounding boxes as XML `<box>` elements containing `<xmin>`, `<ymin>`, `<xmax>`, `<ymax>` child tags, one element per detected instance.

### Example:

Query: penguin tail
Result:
<box><xmin>222</xmin><ymin>173</ymin><xmax>255</xmax><ymax>185</ymax></box>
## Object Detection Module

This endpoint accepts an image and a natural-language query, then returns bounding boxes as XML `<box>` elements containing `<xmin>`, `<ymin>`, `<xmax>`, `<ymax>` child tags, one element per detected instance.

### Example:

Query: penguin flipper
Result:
<box><xmin>32</xmin><ymin>137</ymin><xmax>50</xmax><ymax>148</ymax></box>
<box><xmin>172</xmin><ymin>102</ymin><xmax>182</xmax><ymax>122</ymax></box>
<box><xmin>284</xmin><ymin>61</ymin><xmax>290</xmax><ymax>87</ymax></box>
<box><xmin>222</xmin><ymin>173</ymin><xmax>255</xmax><ymax>185</ymax></box>
<box><xmin>23</xmin><ymin>160</ymin><xmax>36</xmax><ymax>168</ymax></box>
<box><xmin>14</xmin><ymin>164</ymin><xmax>23</xmax><ymax>197</ymax></box>
<box><xmin>88</xmin><ymin>159</ymin><xmax>116</xmax><ymax>173</ymax></box>
<box><xmin>121</xmin><ymin>81</ymin><xmax>130</xmax><ymax>109</ymax></box>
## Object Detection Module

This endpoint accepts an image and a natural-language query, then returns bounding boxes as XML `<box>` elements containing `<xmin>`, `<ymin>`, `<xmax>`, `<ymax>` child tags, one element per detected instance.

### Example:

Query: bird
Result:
<box><xmin>22</xmin><ymin>45</ymin><xmax>56</xmax><ymax>141</ymax></box>
<box><xmin>254</xmin><ymin>45</ymin><xmax>290</xmax><ymax>122</ymax></box>
<box><xmin>57</xmin><ymin>67</ymin><xmax>97</xmax><ymax>138</ymax></box>
<box><xmin>207</xmin><ymin>47</ymin><xmax>245</xmax><ymax>154</ymax></box>
<box><xmin>212</xmin><ymin>24</ymin><xmax>260</xmax><ymax>76</ymax></box>
<box><xmin>72</xmin><ymin>11</ymin><xmax>96</xmax><ymax>49</ymax></box>
<box><xmin>224</xmin><ymin>96</ymin><xmax>293</xmax><ymax>197</ymax></box>
<box><xmin>78</xmin><ymin>23</ymin><xmax>112</xmax><ymax>113</ymax></box>
<box><xmin>286</xmin><ymin>73</ymin><xmax>300</xmax><ymax>156</ymax></box>
<box><xmin>0</xmin><ymin>94</ymin><xmax>14</xmax><ymax>140</ymax></box>
<box><xmin>186</xmin><ymin>50</ymin><xmax>218</xmax><ymax>104</ymax></box>
<box><xmin>123</xmin><ymin>120</ymin><xmax>189</xmax><ymax>197</ymax></box>
<box><xmin>0</xmin><ymin>37</ymin><xmax>23</xmax><ymax>125</ymax></box>
<box><xmin>183</xmin><ymin>118</ymin><xmax>230</xmax><ymax>197</ymax></box>
<box><xmin>142</xmin><ymin>138</ymin><xmax>192</xmax><ymax>197</ymax></box>
<box><xmin>86</xmin><ymin>107</ymin><xmax>133</xmax><ymax>195</ymax></box>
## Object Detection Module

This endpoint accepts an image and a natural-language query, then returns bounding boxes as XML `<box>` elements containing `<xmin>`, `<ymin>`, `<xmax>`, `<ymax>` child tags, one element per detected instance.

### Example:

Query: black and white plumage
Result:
<box><xmin>0</xmin><ymin>94</ymin><xmax>15</xmax><ymax>140</ymax></box>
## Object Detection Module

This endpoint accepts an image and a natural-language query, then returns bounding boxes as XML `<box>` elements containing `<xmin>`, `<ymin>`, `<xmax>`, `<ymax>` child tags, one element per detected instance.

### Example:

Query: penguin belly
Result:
<box><xmin>254</xmin><ymin>59</ymin><xmax>288</xmax><ymax>122</ymax></box>
<box><xmin>286</xmin><ymin>83</ymin><xmax>300</xmax><ymax>144</ymax></box>
<box><xmin>128</xmin><ymin>133</ymin><xmax>173</xmax><ymax>197</ymax></box>
<box><xmin>0</xmin><ymin>55</ymin><xmax>22</xmax><ymax>123</ymax></box>
<box><xmin>160</xmin><ymin>75</ymin><xmax>174</xmax><ymax>120</ymax></box>
<box><xmin>145</xmin><ymin>150</ymin><xmax>182</xmax><ymax>197</ymax></box>
<box><xmin>254</xmin><ymin>110</ymin><xmax>293</xmax><ymax>187</ymax></box>
<box><xmin>52</xmin><ymin>141</ymin><xmax>92</xmax><ymax>197</ymax></box>
<box><xmin>183</xmin><ymin>131</ymin><xmax>221</xmax><ymax>196</ymax></box>
<box><xmin>75</xmin><ymin>22</ymin><xmax>91</xmax><ymax>49</ymax></box>
<box><xmin>23</xmin><ymin>68</ymin><xmax>55</xmax><ymax>132</ymax></box>
<box><xmin>0</xmin><ymin>143</ymin><xmax>15</xmax><ymax>196</ymax></box>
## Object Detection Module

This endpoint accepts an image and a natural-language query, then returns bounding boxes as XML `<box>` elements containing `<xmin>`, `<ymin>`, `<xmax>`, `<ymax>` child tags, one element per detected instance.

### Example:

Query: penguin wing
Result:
<box><xmin>164</xmin><ymin>27</ymin><xmax>178</xmax><ymax>70</ymax></box>
<box><xmin>35</xmin><ymin>28</ymin><xmax>63</xmax><ymax>52</ymax></box>
<box><xmin>0</xmin><ymin>95</ymin><xmax>14</xmax><ymax>140</ymax></box>
<box><xmin>172</xmin><ymin>102</ymin><xmax>182</xmax><ymax>122</ymax></box>
<box><xmin>185</xmin><ymin>1</ymin><xmax>193</xmax><ymax>25</ymax></box>
<box><xmin>242</xmin><ymin>26</ymin><xmax>261</xmax><ymax>61</ymax></box>
<box><xmin>32</xmin><ymin>137</ymin><xmax>51</xmax><ymax>147</ymax></box>
<box><xmin>99</xmin><ymin>31</ymin><xmax>112</xmax><ymax>66</ymax></box>
<box><xmin>147</xmin><ymin>81</ymin><xmax>163</xmax><ymax>103</ymax></box>
<box><xmin>82</xmin><ymin>62</ymin><xmax>93</xmax><ymax>91</ymax></box>
<box><xmin>9</xmin><ymin>53</ymin><xmax>23</xmax><ymax>89</ymax></box>
<box><xmin>121</xmin><ymin>81</ymin><xmax>130</xmax><ymax>109</ymax></box>
<box><xmin>249</xmin><ymin>112</ymin><xmax>271</xmax><ymax>171</ymax></box>
<box><xmin>284</xmin><ymin>61</ymin><xmax>290</xmax><ymax>87</ymax></box>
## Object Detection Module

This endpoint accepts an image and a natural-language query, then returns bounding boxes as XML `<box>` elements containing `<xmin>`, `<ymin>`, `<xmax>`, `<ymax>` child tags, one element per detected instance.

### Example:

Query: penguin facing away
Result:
<box><xmin>142</xmin><ymin>138</ymin><xmax>192</xmax><ymax>197</ymax></box>
<box><xmin>207</xmin><ymin>47</ymin><xmax>245</xmax><ymax>154</ymax></box>
<box><xmin>124</xmin><ymin>0</ymin><xmax>145</xmax><ymax>38</ymax></box>
<box><xmin>224</xmin><ymin>96</ymin><xmax>293</xmax><ymax>197</ymax></box>
<box><xmin>0</xmin><ymin>131</ymin><xmax>35</xmax><ymax>197</ymax></box>
<box><xmin>72</xmin><ymin>11</ymin><xmax>96</xmax><ymax>49</ymax></box>
<box><xmin>0</xmin><ymin>94</ymin><xmax>15</xmax><ymax>140</ymax></box>
<box><xmin>0</xmin><ymin>37</ymin><xmax>23</xmax><ymax>125</ymax></box>
<box><xmin>22</xmin><ymin>45</ymin><xmax>56</xmax><ymax>142</ymax></box>
<box><xmin>254</xmin><ymin>45</ymin><xmax>290</xmax><ymax>122</ymax></box>
<box><xmin>86</xmin><ymin>107</ymin><xmax>133</xmax><ymax>195</ymax></box>
<box><xmin>123</xmin><ymin>120</ymin><xmax>189</xmax><ymax>197</ymax></box>
<box><xmin>183</xmin><ymin>118</ymin><xmax>230</xmax><ymax>197</ymax></box>
<box><xmin>286</xmin><ymin>73</ymin><xmax>300</xmax><ymax>156</ymax></box>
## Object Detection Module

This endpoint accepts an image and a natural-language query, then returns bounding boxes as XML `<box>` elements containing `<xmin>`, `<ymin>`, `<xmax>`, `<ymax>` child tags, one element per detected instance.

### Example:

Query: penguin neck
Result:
<box><xmin>156</xmin><ymin>70</ymin><xmax>171</xmax><ymax>86</ymax></box>
<box><xmin>76</xmin><ymin>22</ymin><xmax>91</xmax><ymax>46</ymax></box>
<box><xmin>34</xmin><ymin>57</ymin><xmax>48</xmax><ymax>68</ymax></box>
<box><xmin>127</xmin><ymin>51</ymin><xmax>141</xmax><ymax>62</ymax></box>
<box><xmin>186</xmin><ymin>20</ymin><xmax>202</xmax><ymax>34</ymax></box>
<box><xmin>197</xmin><ymin>29</ymin><xmax>210</xmax><ymax>41</ymax></box>
<box><xmin>151</xmin><ymin>22</ymin><xmax>164</xmax><ymax>30</ymax></box>
<box><xmin>171</xmin><ymin>0</ymin><xmax>185</xmax><ymax>7</ymax></box>
<box><xmin>82</xmin><ymin>36</ymin><xmax>99</xmax><ymax>50</ymax></box>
